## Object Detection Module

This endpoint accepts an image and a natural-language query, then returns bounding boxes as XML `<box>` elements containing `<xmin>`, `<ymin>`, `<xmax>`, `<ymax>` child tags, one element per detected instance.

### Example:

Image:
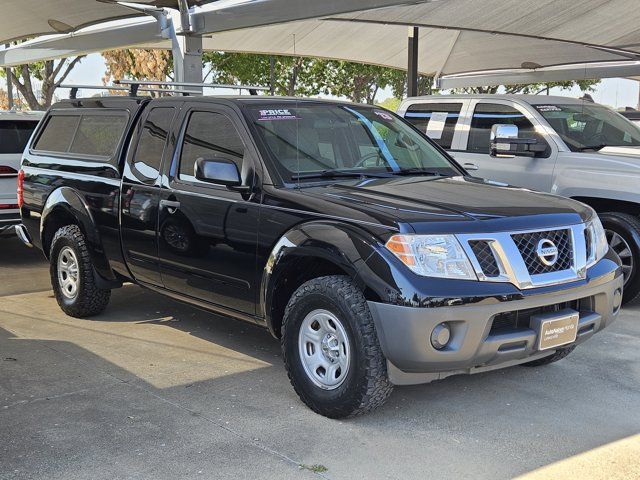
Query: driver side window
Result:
<box><xmin>467</xmin><ymin>103</ymin><xmax>546</xmax><ymax>155</ymax></box>
<box><xmin>179</xmin><ymin>111</ymin><xmax>246</xmax><ymax>183</ymax></box>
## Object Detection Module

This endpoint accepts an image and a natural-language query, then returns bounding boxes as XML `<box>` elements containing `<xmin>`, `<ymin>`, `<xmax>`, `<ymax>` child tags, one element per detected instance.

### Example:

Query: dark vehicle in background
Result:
<box><xmin>16</xmin><ymin>95</ymin><xmax>623</xmax><ymax>417</ymax></box>
<box><xmin>620</xmin><ymin>108</ymin><xmax>640</xmax><ymax>126</ymax></box>
<box><xmin>0</xmin><ymin>111</ymin><xmax>42</xmax><ymax>237</ymax></box>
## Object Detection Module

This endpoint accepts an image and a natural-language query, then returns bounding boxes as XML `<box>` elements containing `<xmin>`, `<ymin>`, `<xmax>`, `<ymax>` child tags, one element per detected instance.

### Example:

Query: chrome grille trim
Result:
<box><xmin>457</xmin><ymin>224</ymin><xmax>588</xmax><ymax>290</ymax></box>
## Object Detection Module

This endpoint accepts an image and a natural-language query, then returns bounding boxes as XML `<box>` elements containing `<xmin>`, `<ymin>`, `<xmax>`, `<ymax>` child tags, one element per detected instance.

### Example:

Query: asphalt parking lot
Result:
<box><xmin>1</xmin><ymin>236</ymin><xmax>639</xmax><ymax>480</ymax></box>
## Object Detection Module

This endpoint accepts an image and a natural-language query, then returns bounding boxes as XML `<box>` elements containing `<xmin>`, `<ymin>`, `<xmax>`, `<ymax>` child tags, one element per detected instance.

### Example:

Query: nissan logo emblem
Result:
<box><xmin>536</xmin><ymin>239</ymin><xmax>559</xmax><ymax>266</ymax></box>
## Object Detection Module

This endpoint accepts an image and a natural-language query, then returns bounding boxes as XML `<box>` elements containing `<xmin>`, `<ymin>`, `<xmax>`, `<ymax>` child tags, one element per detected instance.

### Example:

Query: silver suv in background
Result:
<box><xmin>0</xmin><ymin>111</ymin><xmax>42</xmax><ymax>237</ymax></box>
<box><xmin>398</xmin><ymin>95</ymin><xmax>640</xmax><ymax>304</ymax></box>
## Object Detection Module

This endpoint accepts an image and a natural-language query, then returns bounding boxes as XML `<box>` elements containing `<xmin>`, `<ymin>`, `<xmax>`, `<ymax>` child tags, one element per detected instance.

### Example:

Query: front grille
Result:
<box><xmin>469</xmin><ymin>240</ymin><xmax>500</xmax><ymax>277</ymax></box>
<box><xmin>489</xmin><ymin>297</ymin><xmax>592</xmax><ymax>334</ymax></box>
<box><xmin>584</xmin><ymin>227</ymin><xmax>592</xmax><ymax>260</ymax></box>
<box><xmin>511</xmin><ymin>229</ymin><xmax>573</xmax><ymax>275</ymax></box>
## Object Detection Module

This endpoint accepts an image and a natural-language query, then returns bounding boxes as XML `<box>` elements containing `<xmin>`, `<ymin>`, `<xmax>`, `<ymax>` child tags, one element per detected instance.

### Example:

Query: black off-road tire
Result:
<box><xmin>50</xmin><ymin>225</ymin><xmax>111</xmax><ymax>318</ymax></box>
<box><xmin>281</xmin><ymin>275</ymin><xmax>393</xmax><ymax>418</ymax></box>
<box><xmin>600</xmin><ymin>212</ymin><xmax>640</xmax><ymax>305</ymax></box>
<box><xmin>522</xmin><ymin>345</ymin><xmax>576</xmax><ymax>367</ymax></box>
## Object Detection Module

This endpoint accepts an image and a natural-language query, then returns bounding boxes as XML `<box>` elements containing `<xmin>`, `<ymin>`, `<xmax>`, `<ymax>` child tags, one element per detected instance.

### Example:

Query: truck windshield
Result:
<box><xmin>533</xmin><ymin>103</ymin><xmax>640</xmax><ymax>151</ymax></box>
<box><xmin>245</xmin><ymin>103</ymin><xmax>458</xmax><ymax>183</ymax></box>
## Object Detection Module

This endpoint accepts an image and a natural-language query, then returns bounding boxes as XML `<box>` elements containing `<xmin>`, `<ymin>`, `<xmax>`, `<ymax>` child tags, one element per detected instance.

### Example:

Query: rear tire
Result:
<box><xmin>281</xmin><ymin>275</ymin><xmax>393</xmax><ymax>418</ymax></box>
<box><xmin>600</xmin><ymin>212</ymin><xmax>640</xmax><ymax>304</ymax></box>
<box><xmin>522</xmin><ymin>345</ymin><xmax>576</xmax><ymax>367</ymax></box>
<box><xmin>50</xmin><ymin>225</ymin><xmax>111</xmax><ymax>318</ymax></box>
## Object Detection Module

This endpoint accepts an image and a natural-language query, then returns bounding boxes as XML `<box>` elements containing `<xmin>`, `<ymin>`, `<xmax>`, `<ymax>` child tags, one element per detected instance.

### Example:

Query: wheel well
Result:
<box><xmin>572</xmin><ymin>197</ymin><xmax>640</xmax><ymax>217</ymax></box>
<box><xmin>268</xmin><ymin>256</ymin><xmax>380</xmax><ymax>338</ymax></box>
<box><xmin>42</xmin><ymin>208</ymin><xmax>80</xmax><ymax>258</ymax></box>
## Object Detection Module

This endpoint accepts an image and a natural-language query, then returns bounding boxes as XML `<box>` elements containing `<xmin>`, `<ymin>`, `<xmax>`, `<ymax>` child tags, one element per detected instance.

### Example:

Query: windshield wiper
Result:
<box><xmin>389</xmin><ymin>168</ymin><xmax>452</xmax><ymax>177</ymax></box>
<box><xmin>576</xmin><ymin>144</ymin><xmax>609</xmax><ymax>152</ymax></box>
<box><xmin>291</xmin><ymin>169</ymin><xmax>390</xmax><ymax>180</ymax></box>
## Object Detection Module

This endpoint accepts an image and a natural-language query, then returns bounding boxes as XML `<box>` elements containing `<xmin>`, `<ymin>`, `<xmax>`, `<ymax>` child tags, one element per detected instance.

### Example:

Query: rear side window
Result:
<box><xmin>0</xmin><ymin>120</ymin><xmax>39</xmax><ymax>154</ymax></box>
<box><xmin>403</xmin><ymin>102</ymin><xmax>462</xmax><ymax>149</ymax></box>
<box><xmin>179</xmin><ymin>111</ymin><xmax>245</xmax><ymax>182</ymax></box>
<box><xmin>70</xmin><ymin>115</ymin><xmax>128</xmax><ymax>157</ymax></box>
<box><xmin>33</xmin><ymin>115</ymin><xmax>80</xmax><ymax>153</ymax></box>
<box><xmin>33</xmin><ymin>112</ymin><xmax>128</xmax><ymax>161</ymax></box>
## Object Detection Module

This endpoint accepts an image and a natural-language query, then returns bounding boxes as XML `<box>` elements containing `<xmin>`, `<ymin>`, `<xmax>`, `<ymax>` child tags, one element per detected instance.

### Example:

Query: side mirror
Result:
<box><xmin>195</xmin><ymin>157</ymin><xmax>244</xmax><ymax>188</ymax></box>
<box><xmin>490</xmin><ymin>124</ymin><xmax>546</xmax><ymax>158</ymax></box>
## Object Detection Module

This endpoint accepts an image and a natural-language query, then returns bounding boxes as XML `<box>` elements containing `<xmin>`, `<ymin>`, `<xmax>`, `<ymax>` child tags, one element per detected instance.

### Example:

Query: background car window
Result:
<box><xmin>69</xmin><ymin>114</ymin><xmax>128</xmax><ymax>157</ymax></box>
<box><xmin>33</xmin><ymin>115</ymin><xmax>80</xmax><ymax>153</ymax></box>
<box><xmin>534</xmin><ymin>103</ymin><xmax>640</xmax><ymax>151</ymax></box>
<box><xmin>467</xmin><ymin>103</ymin><xmax>539</xmax><ymax>153</ymax></box>
<box><xmin>0</xmin><ymin>120</ymin><xmax>39</xmax><ymax>154</ymax></box>
<box><xmin>131</xmin><ymin>107</ymin><xmax>175</xmax><ymax>183</ymax></box>
<box><xmin>179</xmin><ymin>111</ymin><xmax>245</xmax><ymax>183</ymax></box>
<box><xmin>403</xmin><ymin>103</ymin><xmax>462</xmax><ymax>149</ymax></box>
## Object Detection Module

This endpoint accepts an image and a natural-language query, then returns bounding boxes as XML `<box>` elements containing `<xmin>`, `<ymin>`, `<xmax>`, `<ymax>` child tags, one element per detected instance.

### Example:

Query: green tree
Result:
<box><xmin>1</xmin><ymin>57</ymin><xmax>84</xmax><ymax>110</ymax></box>
<box><xmin>315</xmin><ymin>61</ymin><xmax>403</xmax><ymax>104</ymax></box>
<box><xmin>452</xmin><ymin>79</ymin><xmax>600</xmax><ymax>95</ymax></box>
<box><xmin>203</xmin><ymin>52</ymin><xmax>323</xmax><ymax>97</ymax></box>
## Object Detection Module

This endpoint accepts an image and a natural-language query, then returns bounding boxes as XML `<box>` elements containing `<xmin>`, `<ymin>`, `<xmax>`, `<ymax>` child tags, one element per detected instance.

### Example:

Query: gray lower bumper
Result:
<box><xmin>368</xmin><ymin>269</ymin><xmax>623</xmax><ymax>386</ymax></box>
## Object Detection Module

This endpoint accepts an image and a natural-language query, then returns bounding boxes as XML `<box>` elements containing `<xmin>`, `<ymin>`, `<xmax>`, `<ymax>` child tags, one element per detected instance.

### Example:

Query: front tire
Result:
<box><xmin>600</xmin><ymin>212</ymin><xmax>640</xmax><ymax>304</ymax></box>
<box><xmin>281</xmin><ymin>275</ymin><xmax>393</xmax><ymax>418</ymax></box>
<box><xmin>50</xmin><ymin>225</ymin><xmax>111</xmax><ymax>318</ymax></box>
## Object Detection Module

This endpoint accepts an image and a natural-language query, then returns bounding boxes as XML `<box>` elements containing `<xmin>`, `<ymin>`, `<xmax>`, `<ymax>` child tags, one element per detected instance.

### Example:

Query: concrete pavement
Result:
<box><xmin>1</xmin><ymin>236</ymin><xmax>639</xmax><ymax>479</ymax></box>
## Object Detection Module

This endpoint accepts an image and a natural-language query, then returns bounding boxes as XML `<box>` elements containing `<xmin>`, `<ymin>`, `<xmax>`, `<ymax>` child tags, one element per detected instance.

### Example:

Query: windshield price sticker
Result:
<box><xmin>373</xmin><ymin>110</ymin><xmax>394</xmax><ymax>121</ymax></box>
<box><xmin>537</xmin><ymin>105</ymin><xmax>563</xmax><ymax>112</ymax></box>
<box><xmin>425</xmin><ymin>112</ymin><xmax>448</xmax><ymax>140</ymax></box>
<box><xmin>257</xmin><ymin>109</ymin><xmax>300</xmax><ymax>121</ymax></box>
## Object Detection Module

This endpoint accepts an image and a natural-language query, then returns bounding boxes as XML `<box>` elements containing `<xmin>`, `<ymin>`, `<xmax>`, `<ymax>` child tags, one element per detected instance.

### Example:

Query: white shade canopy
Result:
<box><xmin>2</xmin><ymin>0</ymin><xmax>640</xmax><ymax>87</ymax></box>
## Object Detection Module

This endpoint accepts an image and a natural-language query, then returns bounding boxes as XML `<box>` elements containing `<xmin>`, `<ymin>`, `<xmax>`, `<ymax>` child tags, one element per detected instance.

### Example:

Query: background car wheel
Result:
<box><xmin>521</xmin><ymin>345</ymin><xmax>576</xmax><ymax>367</ymax></box>
<box><xmin>50</xmin><ymin>225</ymin><xmax>111</xmax><ymax>318</ymax></box>
<box><xmin>281</xmin><ymin>275</ymin><xmax>393</xmax><ymax>418</ymax></box>
<box><xmin>600</xmin><ymin>212</ymin><xmax>640</xmax><ymax>304</ymax></box>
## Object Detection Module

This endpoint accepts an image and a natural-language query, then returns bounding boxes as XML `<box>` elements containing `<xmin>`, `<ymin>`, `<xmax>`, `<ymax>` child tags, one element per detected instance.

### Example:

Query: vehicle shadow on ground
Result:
<box><xmin>3</xmin><ymin>282</ymin><xmax>639</xmax><ymax>479</ymax></box>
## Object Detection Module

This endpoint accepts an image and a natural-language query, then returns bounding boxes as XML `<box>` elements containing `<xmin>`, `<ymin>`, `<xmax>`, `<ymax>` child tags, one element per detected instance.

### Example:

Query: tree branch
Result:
<box><xmin>53</xmin><ymin>56</ymin><xmax>84</xmax><ymax>87</ymax></box>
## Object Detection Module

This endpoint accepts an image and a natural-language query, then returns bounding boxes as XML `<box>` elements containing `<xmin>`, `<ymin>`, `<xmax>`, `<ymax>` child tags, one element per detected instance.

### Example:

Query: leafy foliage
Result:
<box><xmin>102</xmin><ymin>49</ymin><xmax>172</xmax><ymax>84</ymax></box>
<box><xmin>0</xmin><ymin>57</ymin><xmax>84</xmax><ymax>110</ymax></box>
<box><xmin>451</xmin><ymin>80</ymin><xmax>600</xmax><ymax>95</ymax></box>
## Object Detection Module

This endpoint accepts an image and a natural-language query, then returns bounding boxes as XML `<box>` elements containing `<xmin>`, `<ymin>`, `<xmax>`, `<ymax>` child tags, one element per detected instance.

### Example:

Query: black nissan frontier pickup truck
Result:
<box><xmin>16</xmin><ymin>95</ymin><xmax>623</xmax><ymax>418</ymax></box>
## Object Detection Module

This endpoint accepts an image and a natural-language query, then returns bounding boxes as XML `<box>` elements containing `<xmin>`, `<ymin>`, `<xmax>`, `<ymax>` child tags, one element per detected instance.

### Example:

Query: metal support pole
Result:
<box><xmin>407</xmin><ymin>27</ymin><xmax>419</xmax><ymax>98</ymax></box>
<box><xmin>4</xmin><ymin>44</ymin><xmax>13</xmax><ymax>109</ymax></box>
<box><xmin>173</xmin><ymin>34</ymin><xmax>203</xmax><ymax>88</ymax></box>
<box><xmin>270</xmin><ymin>56</ymin><xmax>275</xmax><ymax>96</ymax></box>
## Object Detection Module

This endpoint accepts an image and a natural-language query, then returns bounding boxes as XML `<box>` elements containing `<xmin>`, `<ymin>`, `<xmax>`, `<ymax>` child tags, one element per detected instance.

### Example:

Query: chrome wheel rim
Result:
<box><xmin>57</xmin><ymin>246</ymin><xmax>80</xmax><ymax>299</ymax></box>
<box><xmin>606</xmin><ymin>229</ymin><xmax>634</xmax><ymax>285</ymax></box>
<box><xmin>298</xmin><ymin>309</ymin><xmax>351</xmax><ymax>390</ymax></box>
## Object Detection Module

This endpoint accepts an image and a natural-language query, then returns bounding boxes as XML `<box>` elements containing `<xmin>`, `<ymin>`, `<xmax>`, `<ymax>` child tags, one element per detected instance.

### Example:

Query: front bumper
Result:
<box><xmin>368</xmin><ymin>258</ymin><xmax>623</xmax><ymax>385</ymax></box>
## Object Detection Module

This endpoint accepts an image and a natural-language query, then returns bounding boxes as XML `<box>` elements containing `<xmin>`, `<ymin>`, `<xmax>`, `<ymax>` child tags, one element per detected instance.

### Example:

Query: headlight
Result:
<box><xmin>385</xmin><ymin>234</ymin><xmax>477</xmax><ymax>280</ymax></box>
<box><xmin>586</xmin><ymin>216</ymin><xmax>608</xmax><ymax>267</ymax></box>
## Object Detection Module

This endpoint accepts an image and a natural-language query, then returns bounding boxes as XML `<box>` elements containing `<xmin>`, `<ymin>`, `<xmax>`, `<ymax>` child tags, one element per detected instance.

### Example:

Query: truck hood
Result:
<box><xmin>297</xmin><ymin>175</ymin><xmax>591</xmax><ymax>235</ymax></box>
<box><xmin>598</xmin><ymin>145</ymin><xmax>640</xmax><ymax>158</ymax></box>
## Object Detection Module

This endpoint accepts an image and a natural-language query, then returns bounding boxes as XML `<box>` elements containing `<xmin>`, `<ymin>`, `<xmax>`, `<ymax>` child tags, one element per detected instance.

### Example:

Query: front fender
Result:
<box><xmin>41</xmin><ymin>187</ymin><xmax>117</xmax><ymax>283</ymax></box>
<box><xmin>259</xmin><ymin>221</ymin><xmax>384</xmax><ymax>334</ymax></box>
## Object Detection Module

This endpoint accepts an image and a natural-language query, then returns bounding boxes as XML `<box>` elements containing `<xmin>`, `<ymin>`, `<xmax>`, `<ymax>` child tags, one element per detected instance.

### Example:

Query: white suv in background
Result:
<box><xmin>0</xmin><ymin>111</ymin><xmax>42</xmax><ymax>237</ymax></box>
<box><xmin>398</xmin><ymin>95</ymin><xmax>640</xmax><ymax>303</ymax></box>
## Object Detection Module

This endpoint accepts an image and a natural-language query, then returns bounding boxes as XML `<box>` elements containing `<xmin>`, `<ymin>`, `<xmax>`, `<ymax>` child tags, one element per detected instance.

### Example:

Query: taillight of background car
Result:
<box><xmin>17</xmin><ymin>169</ymin><xmax>25</xmax><ymax>208</ymax></box>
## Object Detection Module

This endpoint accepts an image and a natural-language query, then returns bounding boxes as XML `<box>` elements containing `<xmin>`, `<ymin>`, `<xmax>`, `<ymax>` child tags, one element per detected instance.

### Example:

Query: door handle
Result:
<box><xmin>463</xmin><ymin>163</ymin><xmax>479</xmax><ymax>171</ymax></box>
<box><xmin>160</xmin><ymin>199</ymin><xmax>181</xmax><ymax>212</ymax></box>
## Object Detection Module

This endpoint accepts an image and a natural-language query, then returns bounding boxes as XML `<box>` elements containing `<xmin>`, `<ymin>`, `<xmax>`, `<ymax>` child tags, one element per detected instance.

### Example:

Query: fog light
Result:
<box><xmin>613</xmin><ymin>288</ymin><xmax>623</xmax><ymax>313</ymax></box>
<box><xmin>431</xmin><ymin>323</ymin><xmax>451</xmax><ymax>350</ymax></box>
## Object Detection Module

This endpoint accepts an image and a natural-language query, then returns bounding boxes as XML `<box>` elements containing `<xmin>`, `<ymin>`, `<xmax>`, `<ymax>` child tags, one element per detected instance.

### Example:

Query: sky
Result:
<box><xmin>13</xmin><ymin>52</ymin><xmax>640</xmax><ymax>110</ymax></box>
